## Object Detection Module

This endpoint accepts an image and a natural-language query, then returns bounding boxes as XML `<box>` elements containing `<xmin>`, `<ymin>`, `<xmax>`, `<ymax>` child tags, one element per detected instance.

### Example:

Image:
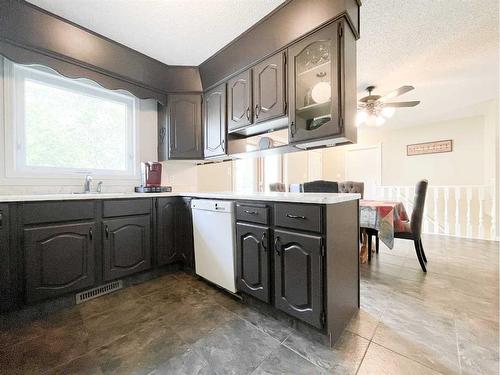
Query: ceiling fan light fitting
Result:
<box><xmin>382</xmin><ymin>106</ymin><xmax>395</xmax><ymax>118</ymax></box>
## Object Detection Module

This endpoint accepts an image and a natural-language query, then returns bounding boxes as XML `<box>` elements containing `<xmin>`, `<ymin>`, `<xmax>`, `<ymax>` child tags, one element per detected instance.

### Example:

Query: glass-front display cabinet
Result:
<box><xmin>288</xmin><ymin>21</ymin><xmax>343</xmax><ymax>144</ymax></box>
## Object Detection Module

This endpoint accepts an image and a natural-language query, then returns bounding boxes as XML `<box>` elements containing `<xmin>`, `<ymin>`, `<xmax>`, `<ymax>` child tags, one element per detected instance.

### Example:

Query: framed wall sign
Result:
<box><xmin>407</xmin><ymin>140</ymin><xmax>453</xmax><ymax>156</ymax></box>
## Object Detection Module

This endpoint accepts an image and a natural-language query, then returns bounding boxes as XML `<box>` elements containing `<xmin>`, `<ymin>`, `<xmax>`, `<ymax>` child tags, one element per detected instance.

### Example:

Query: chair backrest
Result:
<box><xmin>269</xmin><ymin>182</ymin><xmax>286</xmax><ymax>192</ymax></box>
<box><xmin>338</xmin><ymin>181</ymin><xmax>364</xmax><ymax>198</ymax></box>
<box><xmin>411</xmin><ymin>179</ymin><xmax>428</xmax><ymax>236</ymax></box>
<box><xmin>303</xmin><ymin>180</ymin><xmax>339</xmax><ymax>193</ymax></box>
<box><xmin>289</xmin><ymin>183</ymin><xmax>303</xmax><ymax>193</ymax></box>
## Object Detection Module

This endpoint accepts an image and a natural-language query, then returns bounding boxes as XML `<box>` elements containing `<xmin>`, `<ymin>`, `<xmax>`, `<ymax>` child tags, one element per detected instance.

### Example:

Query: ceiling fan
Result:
<box><xmin>357</xmin><ymin>85</ymin><xmax>420</xmax><ymax>127</ymax></box>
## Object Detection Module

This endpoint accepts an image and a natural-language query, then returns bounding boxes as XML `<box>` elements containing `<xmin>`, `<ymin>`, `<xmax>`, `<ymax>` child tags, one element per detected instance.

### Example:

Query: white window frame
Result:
<box><xmin>2</xmin><ymin>59</ymin><xmax>139</xmax><ymax>181</ymax></box>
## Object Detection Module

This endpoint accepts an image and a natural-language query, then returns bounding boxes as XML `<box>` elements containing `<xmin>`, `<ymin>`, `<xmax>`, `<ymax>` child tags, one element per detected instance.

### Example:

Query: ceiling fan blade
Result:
<box><xmin>380</xmin><ymin>86</ymin><xmax>415</xmax><ymax>101</ymax></box>
<box><xmin>359</xmin><ymin>94</ymin><xmax>381</xmax><ymax>103</ymax></box>
<box><xmin>384</xmin><ymin>101</ymin><xmax>421</xmax><ymax>107</ymax></box>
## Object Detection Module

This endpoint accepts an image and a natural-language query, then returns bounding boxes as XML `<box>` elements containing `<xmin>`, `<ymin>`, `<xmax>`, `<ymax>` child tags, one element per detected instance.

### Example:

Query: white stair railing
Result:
<box><xmin>375</xmin><ymin>185</ymin><xmax>497</xmax><ymax>241</ymax></box>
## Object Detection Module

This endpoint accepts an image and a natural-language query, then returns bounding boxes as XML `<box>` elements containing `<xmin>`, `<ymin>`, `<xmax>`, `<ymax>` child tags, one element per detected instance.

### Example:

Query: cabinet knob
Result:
<box><xmin>89</xmin><ymin>228</ymin><xmax>93</xmax><ymax>240</ymax></box>
<box><xmin>105</xmin><ymin>225</ymin><xmax>109</xmax><ymax>238</ymax></box>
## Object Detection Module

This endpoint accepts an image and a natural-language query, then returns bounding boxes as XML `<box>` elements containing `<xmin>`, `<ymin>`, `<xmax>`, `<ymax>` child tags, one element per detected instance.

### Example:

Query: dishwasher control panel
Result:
<box><xmin>191</xmin><ymin>199</ymin><xmax>234</xmax><ymax>213</ymax></box>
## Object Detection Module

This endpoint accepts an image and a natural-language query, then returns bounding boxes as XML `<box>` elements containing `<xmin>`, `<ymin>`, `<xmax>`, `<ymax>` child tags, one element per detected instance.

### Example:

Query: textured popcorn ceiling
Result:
<box><xmin>358</xmin><ymin>0</ymin><xmax>499</xmax><ymax>127</ymax></box>
<box><xmin>28</xmin><ymin>0</ymin><xmax>499</xmax><ymax>127</ymax></box>
<box><xmin>26</xmin><ymin>0</ymin><xmax>285</xmax><ymax>66</ymax></box>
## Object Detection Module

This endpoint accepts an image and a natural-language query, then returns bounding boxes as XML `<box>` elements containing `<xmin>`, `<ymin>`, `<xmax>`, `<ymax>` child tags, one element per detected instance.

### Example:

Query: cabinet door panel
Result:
<box><xmin>236</xmin><ymin>223</ymin><xmax>270</xmax><ymax>303</ymax></box>
<box><xmin>204</xmin><ymin>83</ymin><xmax>227</xmax><ymax>158</ymax></box>
<box><xmin>253</xmin><ymin>52</ymin><xmax>286</xmax><ymax>123</ymax></box>
<box><xmin>274</xmin><ymin>229</ymin><xmax>323</xmax><ymax>328</ymax></box>
<box><xmin>156</xmin><ymin>198</ymin><xmax>178</xmax><ymax>266</ymax></box>
<box><xmin>103</xmin><ymin>215</ymin><xmax>151</xmax><ymax>281</ymax></box>
<box><xmin>177</xmin><ymin>198</ymin><xmax>194</xmax><ymax>269</ymax></box>
<box><xmin>168</xmin><ymin>94</ymin><xmax>202</xmax><ymax>159</ymax></box>
<box><xmin>24</xmin><ymin>222</ymin><xmax>96</xmax><ymax>303</ymax></box>
<box><xmin>288</xmin><ymin>22</ymin><xmax>340</xmax><ymax>143</ymax></box>
<box><xmin>227</xmin><ymin>70</ymin><xmax>252</xmax><ymax>131</ymax></box>
<box><xmin>0</xmin><ymin>205</ymin><xmax>11</xmax><ymax>310</ymax></box>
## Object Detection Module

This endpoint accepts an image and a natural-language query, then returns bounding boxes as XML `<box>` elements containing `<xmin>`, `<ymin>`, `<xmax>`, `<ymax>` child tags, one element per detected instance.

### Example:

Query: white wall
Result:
<box><xmin>320</xmin><ymin>113</ymin><xmax>494</xmax><ymax>187</ymax></box>
<box><xmin>197</xmin><ymin>161</ymin><xmax>232</xmax><ymax>192</ymax></box>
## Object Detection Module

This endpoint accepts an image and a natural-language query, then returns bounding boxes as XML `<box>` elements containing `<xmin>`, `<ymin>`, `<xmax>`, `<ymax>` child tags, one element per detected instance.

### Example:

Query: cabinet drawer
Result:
<box><xmin>236</xmin><ymin>204</ymin><xmax>269</xmax><ymax>225</ymax></box>
<box><xmin>103</xmin><ymin>199</ymin><xmax>152</xmax><ymax>217</ymax></box>
<box><xmin>274</xmin><ymin>203</ymin><xmax>322</xmax><ymax>233</ymax></box>
<box><xmin>23</xmin><ymin>201</ymin><xmax>95</xmax><ymax>224</ymax></box>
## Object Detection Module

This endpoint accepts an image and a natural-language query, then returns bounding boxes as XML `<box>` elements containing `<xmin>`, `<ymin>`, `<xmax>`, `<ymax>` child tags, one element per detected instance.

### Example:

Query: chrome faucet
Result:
<box><xmin>97</xmin><ymin>181</ymin><xmax>103</xmax><ymax>194</ymax></box>
<box><xmin>84</xmin><ymin>175</ymin><xmax>93</xmax><ymax>193</ymax></box>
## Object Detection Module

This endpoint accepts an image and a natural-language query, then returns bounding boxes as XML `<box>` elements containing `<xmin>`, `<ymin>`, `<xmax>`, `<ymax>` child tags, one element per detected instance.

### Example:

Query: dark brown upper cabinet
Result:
<box><xmin>253</xmin><ymin>52</ymin><xmax>286</xmax><ymax>124</ymax></box>
<box><xmin>227</xmin><ymin>70</ymin><xmax>253</xmax><ymax>132</ymax></box>
<box><xmin>204</xmin><ymin>83</ymin><xmax>227</xmax><ymax>158</ymax></box>
<box><xmin>288</xmin><ymin>21</ymin><xmax>356</xmax><ymax>146</ymax></box>
<box><xmin>103</xmin><ymin>215</ymin><xmax>152</xmax><ymax>281</ymax></box>
<box><xmin>24</xmin><ymin>222</ymin><xmax>96</xmax><ymax>303</ymax></box>
<box><xmin>168</xmin><ymin>94</ymin><xmax>203</xmax><ymax>160</ymax></box>
<box><xmin>273</xmin><ymin>229</ymin><xmax>323</xmax><ymax>329</ymax></box>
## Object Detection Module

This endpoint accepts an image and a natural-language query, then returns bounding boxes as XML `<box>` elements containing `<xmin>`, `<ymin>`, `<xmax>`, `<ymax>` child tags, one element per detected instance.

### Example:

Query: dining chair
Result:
<box><xmin>394</xmin><ymin>179</ymin><xmax>429</xmax><ymax>272</ymax></box>
<box><xmin>269</xmin><ymin>182</ymin><xmax>286</xmax><ymax>192</ymax></box>
<box><xmin>338</xmin><ymin>181</ymin><xmax>364</xmax><ymax>197</ymax></box>
<box><xmin>303</xmin><ymin>180</ymin><xmax>339</xmax><ymax>193</ymax></box>
<box><xmin>338</xmin><ymin>181</ymin><xmax>368</xmax><ymax>246</ymax></box>
<box><xmin>289</xmin><ymin>183</ymin><xmax>303</xmax><ymax>192</ymax></box>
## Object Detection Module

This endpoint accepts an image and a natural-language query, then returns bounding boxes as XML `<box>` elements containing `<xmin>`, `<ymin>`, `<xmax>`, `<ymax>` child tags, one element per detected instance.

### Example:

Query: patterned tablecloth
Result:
<box><xmin>359</xmin><ymin>200</ymin><xmax>409</xmax><ymax>249</ymax></box>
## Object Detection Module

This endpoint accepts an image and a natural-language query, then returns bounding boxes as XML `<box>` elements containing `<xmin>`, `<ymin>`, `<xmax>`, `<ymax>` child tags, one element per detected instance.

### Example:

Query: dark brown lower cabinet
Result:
<box><xmin>0</xmin><ymin>204</ymin><xmax>11</xmax><ymax>310</ymax></box>
<box><xmin>236</xmin><ymin>222</ymin><xmax>270</xmax><ymax>303</ymax></box>
<box><xmin>156</xmin><ymin>198</ymin><xmax>178</xmax><ymax>266</ymax></box>
<box><xmin>24</xmin><ymin>222</ymin><xmax>96</xmax><ymax>303</ymax></box>
<box><xmin>103</xmin><ymin>215</ymin><xmax>151</xmax><ymax>281</ymax></box>
<box><xmin>156</xmin><ymin>197</ymin><xmax>194</xmax><ymax>268</ymax></box>
<box><xmin>273</xmin><ymin>229</ymin><xmax>323</xmax><ymax>329</ymax></box>
<box><xmin>177</xmin><ymin>198</ymin><xmax>194</xmax><ymax>269</ymax></box>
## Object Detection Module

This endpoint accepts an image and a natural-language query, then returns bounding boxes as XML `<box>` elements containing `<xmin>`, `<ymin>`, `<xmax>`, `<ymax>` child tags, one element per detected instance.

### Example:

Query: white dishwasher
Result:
<box><xmin>191</xmin><ymin>199</ymin><xmax>236</xmax><ymax>293</ymax></box>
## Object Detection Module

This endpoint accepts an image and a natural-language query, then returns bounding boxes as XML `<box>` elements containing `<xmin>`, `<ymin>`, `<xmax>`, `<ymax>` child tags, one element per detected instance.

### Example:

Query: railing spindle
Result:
<box><xmin>455</xmin><ymin>187</ymin><xmax>461</xmax><ymax>236</ymax></box>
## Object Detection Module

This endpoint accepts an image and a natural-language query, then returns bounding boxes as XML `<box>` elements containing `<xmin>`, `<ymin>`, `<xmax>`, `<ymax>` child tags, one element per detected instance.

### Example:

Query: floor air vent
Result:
<box><xmin>75</xmin><ymin>280</ymin><xmax>123</xmax><ymax>304</ymax></box>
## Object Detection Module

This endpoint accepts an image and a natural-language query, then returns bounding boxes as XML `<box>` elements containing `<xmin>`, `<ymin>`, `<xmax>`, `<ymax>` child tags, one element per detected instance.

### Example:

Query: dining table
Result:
<box><xmin>359</xmin><ymin>199</ymin><xmax>410</xmax><ymax>263</ymax></box>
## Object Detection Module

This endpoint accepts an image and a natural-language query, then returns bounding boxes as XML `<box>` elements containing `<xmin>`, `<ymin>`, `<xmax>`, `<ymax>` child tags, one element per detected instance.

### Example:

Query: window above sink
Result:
<box><xmin>2</xmin><ymin>58</ymin><xmax>139</xmax><ymax>180</ymax></box>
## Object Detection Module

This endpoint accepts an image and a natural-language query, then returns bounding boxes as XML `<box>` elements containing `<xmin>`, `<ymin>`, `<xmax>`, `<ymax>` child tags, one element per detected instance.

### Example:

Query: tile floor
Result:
<box><xmin>0</xmin><ymin>234</ymin><xmax>498</xmax><ymax>375</ymax></box>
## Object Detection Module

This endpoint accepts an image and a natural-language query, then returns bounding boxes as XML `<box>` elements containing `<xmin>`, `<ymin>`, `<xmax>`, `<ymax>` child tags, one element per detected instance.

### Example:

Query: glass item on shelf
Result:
<box><xmin>304</xmin><ymin>88</ymin><xmax>315</xmax><ymax>107</ymax></box>
<box><xmin>311</xmin><ymin>81</ymin><xmax>331</xmax><ymax>104</ymax></box>
<box><xmin>293</xmin><ymin>38</ymin><xmax>333</xmax><ymax>137</ymax></box>
<box><xmin>307</xmin><ymin>115</ymin><xmax>331</xmax><ymax>131</ymax></box>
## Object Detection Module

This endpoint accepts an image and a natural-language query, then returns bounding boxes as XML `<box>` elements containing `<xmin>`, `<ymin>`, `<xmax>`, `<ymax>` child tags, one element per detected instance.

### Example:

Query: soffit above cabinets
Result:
<box><xmin>26</xmin><ymin>0</ymin><xmax>286</xmax><ymax>66</ymax></box>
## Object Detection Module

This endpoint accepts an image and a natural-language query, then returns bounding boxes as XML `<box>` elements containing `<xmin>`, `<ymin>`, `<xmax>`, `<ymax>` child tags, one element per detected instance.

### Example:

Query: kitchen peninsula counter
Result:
<box><xmin>0</xmin><ymin>191</ymin><xmax>359</xmax><ymax>346</ymax></box>
<box><xmin>0</xmin><ymin>191</ymin><xmax>360</xmax><ymax>204</ymax></box>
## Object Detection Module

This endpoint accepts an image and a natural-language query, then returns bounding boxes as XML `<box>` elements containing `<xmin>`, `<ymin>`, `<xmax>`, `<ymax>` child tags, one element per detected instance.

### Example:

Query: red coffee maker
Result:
<box><xmin>136</xmin><ymin>162</ymin><xmax>171</xmax><ymax>193</ymax></box>
<box><xmin>141</xmin><ymin>162</ymin><xmax>162</xmax><ymax>187</ymax></box>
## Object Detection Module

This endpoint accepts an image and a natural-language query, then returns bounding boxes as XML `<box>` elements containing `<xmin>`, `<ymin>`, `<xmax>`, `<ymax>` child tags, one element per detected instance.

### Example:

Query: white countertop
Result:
<box><xmin>0</xmin><ymin>191</ymin><xmax>360</xmax><ymax>204</ymax></box>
